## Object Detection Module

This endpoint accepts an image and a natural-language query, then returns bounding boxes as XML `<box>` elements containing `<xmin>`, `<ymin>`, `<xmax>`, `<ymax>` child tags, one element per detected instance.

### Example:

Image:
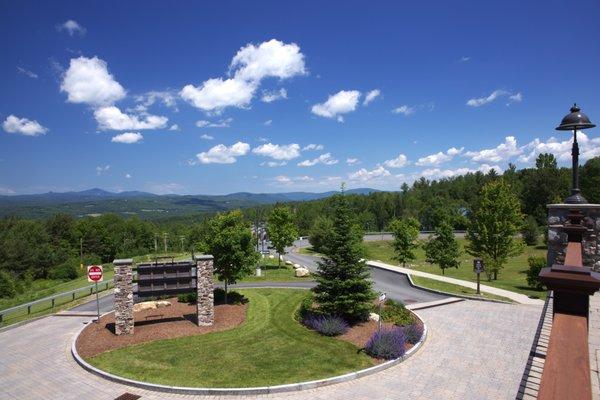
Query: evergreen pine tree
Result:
<box><xmin>313</xmin><ymin>192</ymin><xmax>373</xmax><ymax>323</ymax></box>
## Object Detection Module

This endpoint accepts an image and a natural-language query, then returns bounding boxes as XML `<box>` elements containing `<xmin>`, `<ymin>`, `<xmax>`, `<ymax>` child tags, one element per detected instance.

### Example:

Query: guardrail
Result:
<box><xmin>0</xmin><ymin>280</ymin><xmax>113</xmax><ymax>325</ymax></box>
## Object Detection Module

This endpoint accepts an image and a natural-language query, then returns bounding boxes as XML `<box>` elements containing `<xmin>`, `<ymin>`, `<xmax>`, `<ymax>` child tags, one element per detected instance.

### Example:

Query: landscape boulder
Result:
<box><xmin>295</xmin><ymin>267</ymin><xmax>310</xmax><ymax>277</ymax></box>
<box><xmin>293</xmin><ymin>263</ymin><xmax>301</xmax><ymax>269</ymax></box>
<box><xmin>133</xmin><ymin>300</ymin><xmax>172</xmax><ymax>313</ymax></box>
<box><xmin>369</xmin><ymin>312</ymin><xmax>380</xmax><ymax>322</ymax></box>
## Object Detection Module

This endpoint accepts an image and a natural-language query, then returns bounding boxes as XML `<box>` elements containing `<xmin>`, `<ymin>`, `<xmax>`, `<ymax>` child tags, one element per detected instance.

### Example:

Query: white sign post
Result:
<box><xmin>378</xmin><ymin>292</ymin><xmax>386</xmax><ymax>331</ymax></box>
<box><xmin>87</xmin><ymin>265</ymin><xmax>103</xmax><ymax>322</ymax></box>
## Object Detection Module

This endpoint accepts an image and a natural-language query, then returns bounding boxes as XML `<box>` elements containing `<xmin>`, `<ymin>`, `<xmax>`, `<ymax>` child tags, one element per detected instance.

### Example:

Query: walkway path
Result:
<box><xmin>0</xmin><ymin>298</ymin><xmax>542</xmax><ymax>400</ymax></box>
<box><xmin>368</xmin><ymin>261</ymin><xmax>545</xmax><ymax>306</ymax></box>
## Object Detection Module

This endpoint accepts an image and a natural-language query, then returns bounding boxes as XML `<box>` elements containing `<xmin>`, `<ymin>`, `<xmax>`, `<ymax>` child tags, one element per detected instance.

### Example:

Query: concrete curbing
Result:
<box><xmin>70</xmin><ymin>289</ymin><xmax>428</xmax><ymax>396</ymax></box>
<box><xmin>368</xmin><ymin>262</ymin><xmax>521</xmax><ymax>305</ymax></box>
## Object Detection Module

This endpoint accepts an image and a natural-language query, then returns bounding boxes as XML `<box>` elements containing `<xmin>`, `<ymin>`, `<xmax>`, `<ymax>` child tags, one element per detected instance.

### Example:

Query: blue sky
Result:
<box><xmin>1</xmin><ymin>0</ymin><xmax>600</xmax><ymax>195</ymax></box>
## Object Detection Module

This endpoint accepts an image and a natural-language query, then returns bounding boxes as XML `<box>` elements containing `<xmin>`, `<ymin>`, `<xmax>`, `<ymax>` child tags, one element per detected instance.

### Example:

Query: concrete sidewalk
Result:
<box><xmin>367</xmin><ymin>260</ymin><xmax>545</xmax><ymax>306</ymax></box>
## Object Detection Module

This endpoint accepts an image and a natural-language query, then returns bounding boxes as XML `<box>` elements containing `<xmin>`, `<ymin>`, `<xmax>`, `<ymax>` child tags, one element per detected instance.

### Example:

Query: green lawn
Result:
<box><xmin>0</xmin><ymin>265</ymin><xmax>114</xmax><ymax>311</ymax></box>
<box><xmin>363</xmin><ymin>239</ymin><xmax>547</xmax><ymax>299</ymax></box>
<box><xmin>298</xmin><ymin>247</ymin><xmax>323</xmax><ymax>257</ymax></box>
<box><xmin>87</xmin><ymin>289</ymin><xmax>373</xmax><ymax>387</ymax></box>
<box><xmin>235</xmin><ymin>257</ymin><xmax>314</xmax><ymax>283</ymax></box>
<box><xmin>410</xmin><ymin>276</ymin><xmax>513</xmax><ymax>302</ymax></box>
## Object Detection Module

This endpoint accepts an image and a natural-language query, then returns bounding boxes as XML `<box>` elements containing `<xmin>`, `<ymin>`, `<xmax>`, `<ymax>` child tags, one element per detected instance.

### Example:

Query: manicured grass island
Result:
<box><xmin>87</xmin><ymin>289</ymin><xmax>374</xmax><ymax>387</ymax></box>
<box><xmin>363</xmin><ymin>238</ymin><xmax>547</xmax><ymax>299</ymax></box>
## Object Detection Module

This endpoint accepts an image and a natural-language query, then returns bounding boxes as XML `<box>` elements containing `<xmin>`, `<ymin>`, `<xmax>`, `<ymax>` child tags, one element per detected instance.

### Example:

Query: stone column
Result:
<box><xmin>547</xmin><ymin>204</ymin><xmax>600</xmax><ymax>271</ymax></box>
<box><xmin>113</xmin><ymin>258</ymin><xmax>134</xmax><ymax>335</ymax></box>
<box><xmin>195</xmin><ymin>255</ymin><xmax>214</xmax><ymax>326</ymax></box>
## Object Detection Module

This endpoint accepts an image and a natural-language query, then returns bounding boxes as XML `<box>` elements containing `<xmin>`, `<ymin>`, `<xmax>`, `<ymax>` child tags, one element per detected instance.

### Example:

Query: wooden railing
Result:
<box><xmin>538</xmin><ymin>210</ymin><xmax>600</xmax><ymax>400</ymax></box>
<box><xmin>538</xmin><ymin>243</ymin><xmax>591</xmax><ymax>400</ymax></box>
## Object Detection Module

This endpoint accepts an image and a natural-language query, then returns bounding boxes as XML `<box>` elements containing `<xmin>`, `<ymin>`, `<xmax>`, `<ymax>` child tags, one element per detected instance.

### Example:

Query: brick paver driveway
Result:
<box><xmin>0</xmin><ymin>300</ymin><xmax>542</xmax><ymax>400</ymax></box>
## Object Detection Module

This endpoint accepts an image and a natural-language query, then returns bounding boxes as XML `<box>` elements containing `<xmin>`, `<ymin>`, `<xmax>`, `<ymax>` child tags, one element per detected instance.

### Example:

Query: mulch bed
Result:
<box><xmin>339</xmin><ymin>320</ymin><xmax>396</xmax><ymax>348</ymax></box>
<box><xmin>76</xmin><ymin>298</ymin><xmax>247</xmax><ymax>358</ymax></box>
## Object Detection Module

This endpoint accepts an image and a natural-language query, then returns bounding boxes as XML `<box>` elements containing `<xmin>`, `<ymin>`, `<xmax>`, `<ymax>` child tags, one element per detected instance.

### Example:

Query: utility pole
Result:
<box><xmin>163</xmin><ymin>232</ymin><xmax>168</xmax><ymax>253</ymax></box>
<box><xmin>180</xmin><ymin>235</ymin><xmax>185</xmax><ymax>252</ymax></box>
<box><xmin>154</xmin><ymin>233</ymin><xmax>158</xmax><ymax>254</ymax></box>
<box><xmin>79</xmin><ymin>237</ymin><xmax>83</xmax><ymax>270</ymax></box>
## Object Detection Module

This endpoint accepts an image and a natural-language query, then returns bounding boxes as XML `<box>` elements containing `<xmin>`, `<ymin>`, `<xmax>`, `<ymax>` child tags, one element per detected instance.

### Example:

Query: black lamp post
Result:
<box><xmin>555</xmin><ymin>103</ymin><xmax>596</xmax><ymax>204</ymax></box>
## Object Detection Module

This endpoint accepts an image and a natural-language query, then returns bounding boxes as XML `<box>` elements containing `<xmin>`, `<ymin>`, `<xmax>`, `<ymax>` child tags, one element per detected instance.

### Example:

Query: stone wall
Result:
<box><xmin>547</xmin><ymin>204</ymin><xmax>600</xmax><ymax>271</ymax></box>
<box><xmin>195</xmin><ymin>255</ymin><xmax>214</xmax><ymax>326</ymax></box>
<box><xmin>113</xmin><ymin>258</ymin><xmax>134</xmax><ymax>335</ymax></box>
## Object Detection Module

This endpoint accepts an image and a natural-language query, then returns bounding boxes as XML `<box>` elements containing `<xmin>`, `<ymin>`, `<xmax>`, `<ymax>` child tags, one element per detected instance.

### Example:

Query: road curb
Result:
<box><xmin>368</xmin><ymin>262</ymin><xmax>515</xmax><ymax>304</ymax></box>
<box><xmin>70</xmin><ymin>289</ymin><xmax>428</xmax><ymax>396</ymax></box>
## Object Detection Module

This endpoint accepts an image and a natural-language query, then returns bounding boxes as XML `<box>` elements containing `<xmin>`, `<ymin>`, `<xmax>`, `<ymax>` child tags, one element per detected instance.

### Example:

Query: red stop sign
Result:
<box><xmin>87</xmin><ymin>265</ymin><xmax>103</xmax><ymax>282</ymax></box>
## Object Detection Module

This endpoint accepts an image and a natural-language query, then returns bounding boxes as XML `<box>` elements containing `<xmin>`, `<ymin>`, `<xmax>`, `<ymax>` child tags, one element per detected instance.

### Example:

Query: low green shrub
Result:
<box><xmin>526</xmin><ymin>256</ymin><xmax>546</xmax><ymax>290</ymax></box>
<box><xmin>177</xmin><ymin>292</ymin><xmax>197</xmax><ymax>303</ymax></box>
<box><xmin>378</xmin><ymin>299</ymin><xmax>414</xmax><ymax>326</ymax></box>
<box><xmin>177</xmin><ymin>288</ymin><xmax>248</xmax><ymax>305</ymax></box>
<box><xmin>214</xmin><ymin>288</ymin><xmax>247</xmax><ymax>305</ymax></box>
<box><xmin>0</xmin><ymin>270</ymin><xmax>17</xmax><ymax>298</ymax></box>
<box><xmin>296</xmin><ymin>293</ymin><xmax>316</xmax><ymax>320</ymax></box>
<box><xmin>48</xmin><ymin>259</ymin><xmax>79</xmax><ymax>280</ymax></box>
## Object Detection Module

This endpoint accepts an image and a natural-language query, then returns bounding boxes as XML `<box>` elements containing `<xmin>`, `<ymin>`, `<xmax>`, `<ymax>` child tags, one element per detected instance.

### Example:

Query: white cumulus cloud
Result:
<box><xmin>96</xmin><ymin>165</ymin><xmax>110</xmax><ymax>175</ymax></box>
<box><xmin>2</xmin><ymin>115</ymin><xmax>48</xmax><ymax>136</ymax></box>
<box><xmin>111</xmin><ymin>132</ymin><xmax>143</xmax><ymax>144</ymax></box>
<box><xmin>349</xmin><ymin>166</ymin><xmax>391</xmax><ymax>182</ymax></box>
<box><xmin>230</xmin><ymin>39</ymin><xmax>306</xmax><ymax>82</ymax></box>
<box><xmin>383</xmin><ymin>154</ymin><xmax>409</xmax><ymax>168</ymax></box>
<box><xmin>261</xmin><ymin>88</ymin><xmax>288</xmax><ymax>103</ymax></box>
<box><xmin>200</xmin><ymin>134</ymin><xmax>214</xmax><ymax>140</ymax></box>
<box><xmin>94</xmin><ymin>106</ymin><xmax>168</xmax><ymax>130</ymax></box>
<box><xmin>420</xmin><ymin>164</ymin><xmax>503</xmax><ymax>180</ymax></box>
<box><xmin>252</xmin><ymin>143</ymin><xmax>301</xmax><ymax>160</ymax></box>
<box><xmin>196</xmin><ymin>142</ymin><xmax>250</xmax><ymax>164</ymax></box>
<box><xmin>416</xmin><ymin>147</ymin><xmax>464</xmax><ymax>166</ymax></box>
<box><xmin>465</xmin><ymin>136</ymin><xmax>521</xmax><ymax>163</ymax></box>
<box><xmin>303</xmin><ymin>144</ymin><xmax>324</xmax><ymax>151</ymax></box>
<box><xmin>519</xmin><ymin>132</ymin><xmax>600</xmax><ymax>164</ymax></box>
<box><xmin>311</xmin><ymin>90</ymin><xmax>361</xmax><ymax>122</ymax></box>
<box><xmin>346</xmin><ymin>158</ymin><xmax>359</xmax><ymax>165</ymax></box>
<box><xmin>196</xmin><ymin>118</ymin><xmax>233</xmax><ymax>128</ymax></box>
<box><xmin>60</xmin><ymin>56</ymin><xmax>126</xmax><ymax>106</ymax></box>
<box><xmin>180</xmin><ymin>78</ymin><xmax>256</xmax><ymax>113</ymax></box>
<box><xmin>392</xmin><ymin>105</ymin><xmax>415</xmax><ymax>116</ymax></box>
<box><xmin>466</xmin><ymin>89</ymin><xmax>522</xmax><ymax>107</ymax></box>
<box><xmin>297</xmin><ymin>153</ymin><xmax>338</xmax><ymax>167</ymax></box>
<box><xmin>57</xmin><ymin>20</ymin><xmax>86</xmax><ymax>36</ymax></box>
<box><xmin>363</xmin><ymin>89</ymin><xmax>381</xmax><ymax>106</ymax></box>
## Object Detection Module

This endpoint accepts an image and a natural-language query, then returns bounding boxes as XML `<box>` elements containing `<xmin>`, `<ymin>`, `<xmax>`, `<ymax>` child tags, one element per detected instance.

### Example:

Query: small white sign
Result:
<box><xmin>378</xmin><ymin>292</ymin><xmax>387</xmax><ymax>303</ymax></box>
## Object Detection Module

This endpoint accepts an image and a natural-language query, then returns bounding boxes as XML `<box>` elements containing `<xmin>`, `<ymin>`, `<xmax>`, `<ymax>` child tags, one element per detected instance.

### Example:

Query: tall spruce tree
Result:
<box><xmin>313</xmin><ymin>192</ymin><xmax>373</xmax><ymax>323</ymax></box>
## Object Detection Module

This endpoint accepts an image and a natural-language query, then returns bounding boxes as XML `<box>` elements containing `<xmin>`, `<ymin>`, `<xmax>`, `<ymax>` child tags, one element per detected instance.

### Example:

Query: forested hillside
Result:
<box><xmin>1</xmin><ymin>154</ymin><xmax>599</xmax><ymax>299</ymax></box>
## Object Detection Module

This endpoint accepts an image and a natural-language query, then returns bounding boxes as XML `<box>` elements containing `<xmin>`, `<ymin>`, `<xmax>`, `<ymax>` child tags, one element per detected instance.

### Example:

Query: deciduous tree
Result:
<box><xmin>388</xmin><ymin>217</ymin><xmax>420</xmax><ymax>267</ymax></box>
<box><xmin>204</xmin><ymin>210</ymin><xmax>259</xmax><ymax>302</ymax></box>
<box><xmin>267</xmin><ymin>205</ymin><xmax>298</xmax><ymax>267</ymax></box>
<box><xmin>466</xmin><ymin>179</ymin><xmax>524</xmax><ymax>281</ymax></box>
<box><xmin>424</xmin><ymin>221</ymin><xmax>461</xmax><ymax>275</ymax></box>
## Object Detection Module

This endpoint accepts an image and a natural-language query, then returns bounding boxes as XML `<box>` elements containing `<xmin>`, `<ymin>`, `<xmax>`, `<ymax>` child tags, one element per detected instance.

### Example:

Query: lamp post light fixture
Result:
<box><xmin>555</xmin><ymin>103</ymin><xmax>596</xmax><ymax>204</ymax></box>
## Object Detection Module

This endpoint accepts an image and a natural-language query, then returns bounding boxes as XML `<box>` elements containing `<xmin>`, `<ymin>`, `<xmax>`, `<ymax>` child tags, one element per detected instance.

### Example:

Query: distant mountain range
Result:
<box><xmin>0</xmin><ymin>188</ymin><xmax>379</xmax><ymax>219</ymax></box>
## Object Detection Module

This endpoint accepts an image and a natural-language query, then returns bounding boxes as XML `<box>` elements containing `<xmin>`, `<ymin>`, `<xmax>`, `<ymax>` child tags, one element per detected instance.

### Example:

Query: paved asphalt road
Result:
<box><xmin>284</xmin><ymin>243</ymin><xmax>445</xmax><ymax>305</ymax></box>
<box><xmin>71</xmin><ymin>238</ymin><xmax>445</xmax><ymax>314</ymax></box>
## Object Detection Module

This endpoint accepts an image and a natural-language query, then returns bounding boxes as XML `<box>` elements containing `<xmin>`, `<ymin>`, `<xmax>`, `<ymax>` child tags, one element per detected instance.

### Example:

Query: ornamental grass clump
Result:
<box><xmin>403</xmin><ymin>323</ymin><xmax>424</xmax><ymax>345</ymax></box>
<box><xmin>303</xmin><ymin>314</ymin><xmax>349</xmax><ymax>336</ymax></box>
<box><xmin>365</xmin><ymin>327</ymin><xmax>406</xmax><ymax>359</ymax></box>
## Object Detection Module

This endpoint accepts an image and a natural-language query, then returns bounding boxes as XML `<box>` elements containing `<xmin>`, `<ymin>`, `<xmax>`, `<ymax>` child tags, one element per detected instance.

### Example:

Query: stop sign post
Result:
<box><xmin>87</xmin><ymin>265</ymin><xmax>103</xmax><ymax>322</ymax></box>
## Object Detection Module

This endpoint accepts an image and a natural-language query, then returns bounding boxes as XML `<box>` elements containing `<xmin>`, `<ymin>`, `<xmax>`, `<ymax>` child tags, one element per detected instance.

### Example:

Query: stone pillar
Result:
<box><xmin>195</xmin><ymin>255</ymin><xmax>214</xmax><ymax>326</ymax></box>
<box><xmin>113</xmin><ymin>258</ymin><xmax>134</xmax><ymax>335</ymax></box>
<box><xmin>547</xmin><ymin>204</ymin><xmax>600</xmax><ymax>271</ymax></box>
